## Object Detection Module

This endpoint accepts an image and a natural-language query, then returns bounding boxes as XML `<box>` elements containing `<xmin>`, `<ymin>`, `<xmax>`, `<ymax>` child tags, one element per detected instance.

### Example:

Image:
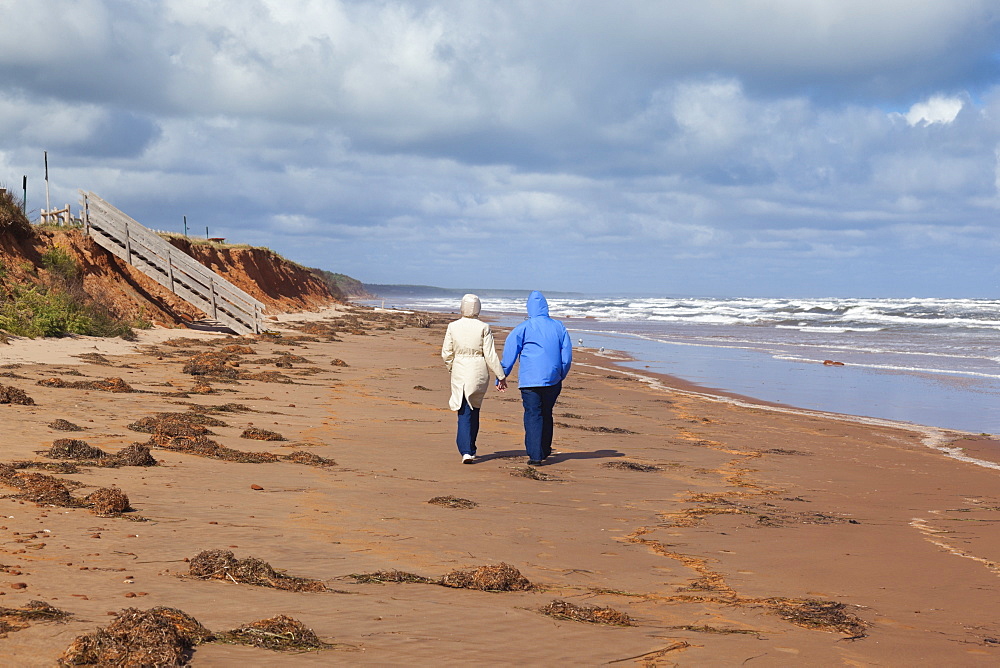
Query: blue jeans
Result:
<box><xmin>456</xmin><ymin>398</ymin><xmax>480</xmax><ymax>456</ymax></box>
<box><xmin>520</xmin><ymin>382</ymin><xmax>562</xmax><ymax>461</ymax></box>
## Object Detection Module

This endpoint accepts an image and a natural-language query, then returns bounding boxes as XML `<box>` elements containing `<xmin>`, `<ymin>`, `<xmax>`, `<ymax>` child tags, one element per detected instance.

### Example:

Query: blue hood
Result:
<box><xmin>501</xmin><ymin>290</ymin><xmax>572</xmax><ymax>387</ymax></box>
<box><xmin>527</xmin><ymin>291</ymin><xmax>549</xmax><ymax>317</ymax></box>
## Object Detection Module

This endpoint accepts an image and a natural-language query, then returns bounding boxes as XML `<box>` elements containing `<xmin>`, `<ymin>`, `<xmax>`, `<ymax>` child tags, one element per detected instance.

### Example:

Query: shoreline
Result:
<box><xmin>486</xmin><ymin>311</ymin><xmax>987</xmax><ymax>443</ymax></box>
<box><xmin>382</xmin><ymin>301</ymin><xmax>1000</xmax><ymax>471</ymax></box>
<box><xmin>574</xmin><ymin>336</ymin><xmax>1000</xmax><ymax>476</ymax></box>
<box><xmin>376</xmin><ymin>297</ymin><xmax>1000</xmax><ymax>435</ymax></box>
<box><xmin>0</xmin><ymin>304</ymin><xmax>998</xmax><ymax>664</ymax></box>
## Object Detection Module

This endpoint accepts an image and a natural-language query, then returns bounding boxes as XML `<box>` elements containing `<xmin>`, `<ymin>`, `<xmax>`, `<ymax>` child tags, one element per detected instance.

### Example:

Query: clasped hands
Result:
<box><xmin>495</xmin><ymin>378</ymin><xmax>508</xmax><ymax>392</ymax></box>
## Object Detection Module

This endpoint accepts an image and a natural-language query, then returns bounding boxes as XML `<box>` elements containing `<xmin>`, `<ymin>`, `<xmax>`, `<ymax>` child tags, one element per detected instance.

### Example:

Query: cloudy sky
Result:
<box><xmin>2</xmin><ymin>1</ymin><xmax>999</xmax><ymax>297</ymax></box>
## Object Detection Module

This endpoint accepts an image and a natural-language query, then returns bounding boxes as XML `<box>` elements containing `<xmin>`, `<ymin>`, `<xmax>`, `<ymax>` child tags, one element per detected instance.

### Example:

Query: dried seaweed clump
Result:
<box><xmin>188</xmin><ymin>550</ymin><xmax>326</xmax><ymax>592</ymax></box>
<box><xmin>44</xmin><ymin>441</ymin><xmax>157</xmax><ymax>468</ymax></box>
<box><xmin>0</xmin><ymin>600</ymin><xmax>70</xmax><ymax>636</ymax></box>
<box><xmin>239</xmin><ymin>370</ymin><xmax>294</xmax><ymax>384</ymax></box>
<box><xmin>194</xmin><ymin>402</ymin><xmax>252</xmax><ymax>413</ymax></box>
<box><xmin>558</xmin><ymin>423</ymin><xmax>636</xmax><ymax>434</ymax></box>
<box><xmin>350</xmin><ymin>570</ymin><xmax>435</xmax><ymax>584</ymax></box>
<box><xmin>282</xmin><ymin>451</ymin><xmax>337</xmax><ymax>467</ymax></box>
<box><xmin>221</xmin><ymin>344</ymin><xmax>256</xmax><ymax>355</ymax></box>
<box><xmin>291</xmin><ymin>321</ymin><xmax>339</xmax><ymax>336</ymax></box>
<box><xmin>90</xmin><ymin>377</ymin><xmax>136</xmax><ymax>393</ymax></box>
<box><xmin>428</xmin><ymin>496</ymin><xmax>478</xmax><ymax>509</ymax></box>
<box><xmin>0</xmin><ymin>384</ymin><xmax>34</xmax><ymax>405</ymax></box>
<box><xmin>510</xmin><ymin>466</ymin><xmax>552</xmax><ymax>481</ymax></box>
<box><xmin>540</xmin><ymin>599</ymin><xmax>633</xmax><ymax>626</ymax></box>
<box><xmin>764</xmin><ymin>598</ymin><xmax>867</xmax><ymax>637</ymax></box>
<box><xmin>47</xmin><ymin>439</ymin><xmax>107</xmax><ymax>460</ymax></box>
<box><xmin>0</xmin><ymin>465</ymin><xmax>77</xmax><ymax>507</ymax></box>
<box><xmin>241</xmin><ymin>427</ymin><xmax>286</xmax><ymax>441</ymax></box>
<box><xmin>127</xmin><ymin>413</ymin><xmax>222</xmax><ymax>436</ymax></box>
<box><xmin>74</xmin><ymin>352</ymin><xmax>115</xmax><ymax>366</ymax></box>
<box><xmin>172</xmin><ymin>411</ymin><xmax>228</xmax><ymax>427</ymax></box>
<box><xmin>147</xmin><ymin>434</ymin><xmax>280</xmax><ymax>463</ymax></box>
<box><xmin>11</xmin><ymin>461</ymin><xmax>80</xmax><ymax>474</ymax></box>
<box><xmin>331</xmin><ymin>359</ymin><xmax>349</xmax><ymax>367</ymax></box>
<box><xmin>257</xmin><ymin>352</ymin><xmax>309</xmax><ymax>367</ymax></box>
<box><xmin>85</xmin><ymin>487</ymin><xmax>131</xmax><ymax>515</ymax></box>
<box><xmin>37</xmin><ymin>377</ymin><xmax>135</xmax><ymax>393</ymax></box>
<box><xmin>441</xmin><ymin>563</ymin><xmax>532</xmax><ymax>592</ymax></box>
<box><xmin>111</xmin><ymin>443</ymin><xmax>158</xmax><ymax>467</ymax></box>
<box><xmin>48</xmin><ymin>419</ymin><xmax>84</xmax><ymax>431</ymax></box>
<box><xmin>602</xmin><ymin>461</ymin><xmax>661</xmax><ymax>472</ymax></box>
<box><xmin>216</xmin><ymin>615</ymin><xmax>329</xmax><ymax>652</ymax></box>
<box><xmin>58</xmin><ymin>606</ymin><xmax>211</xmax><ymax>668</ymax></box>
<box><xmin>181</xmin><ymin>351</ymin><xmax>242</xmax><ymax>378</ymax></box>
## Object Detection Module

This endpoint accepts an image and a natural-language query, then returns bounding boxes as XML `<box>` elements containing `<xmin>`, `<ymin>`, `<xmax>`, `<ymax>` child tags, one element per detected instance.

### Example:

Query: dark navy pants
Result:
<box><xmin>456</xmin><ymin>397</ymin><xmax>480</xmax><ymax>456</ymax></box>
<box><xmin>520</xmin><ymin>382</ymin><xmax>562</xmax><ymax>461</ymax></box>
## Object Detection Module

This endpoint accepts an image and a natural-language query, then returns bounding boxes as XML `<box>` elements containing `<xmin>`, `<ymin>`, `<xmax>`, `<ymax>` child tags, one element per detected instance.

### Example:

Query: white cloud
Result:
<box><xmin>0</xmin><ymin>93</ymin><xmax>104</xmax><ymax>145</ymax></box>
<box><xmin>2</xmin><ymin>2</ymin><xmax>1000</xmax><ymax>295</ymax></box>
<box><xmin>904</xmin><ymin>95</ymin><xmax>964</xmax><ymax>126</ymax></box>
<box><xmin>271</xmin><ymin>213</ymin><xmax>319</xmax><ymax>234</ymax></box>
<box><xmin>671</xmin><ymin>79</ymin><xmax>750</xmax><ymax>151</ymax></box>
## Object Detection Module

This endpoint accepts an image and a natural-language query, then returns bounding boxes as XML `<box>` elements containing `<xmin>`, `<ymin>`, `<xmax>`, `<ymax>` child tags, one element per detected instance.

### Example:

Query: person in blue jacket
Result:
<box><xmin>500</xmin><ymin>291</ymin><xmax>573</xmax><ymax>465</ymax></box>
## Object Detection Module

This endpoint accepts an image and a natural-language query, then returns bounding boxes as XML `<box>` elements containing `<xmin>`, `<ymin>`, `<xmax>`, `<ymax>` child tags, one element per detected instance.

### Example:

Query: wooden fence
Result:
<box><xmin>40</xmin><ymin>204</ymin><xmax>78</xmax><ymax>226</ymax></box>
<box><xmin>80</xmin><ymin>191</ymin><xmax>266</xmax><ymax>335</ymax></box>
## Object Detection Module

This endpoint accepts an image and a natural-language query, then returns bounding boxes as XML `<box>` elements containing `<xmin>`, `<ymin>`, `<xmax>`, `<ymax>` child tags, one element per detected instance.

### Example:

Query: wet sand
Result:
<box><xmin>0</xmin><ymin>306</ymin><xmax>998</xmax><ymax>665</ymax></box>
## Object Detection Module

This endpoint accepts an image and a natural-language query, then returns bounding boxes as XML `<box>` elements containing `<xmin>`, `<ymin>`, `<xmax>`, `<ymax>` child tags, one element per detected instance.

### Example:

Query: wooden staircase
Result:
<box><xmin>80</xmin><ymin>191</ymin><xmax>266</xmax><ymax>335</ymax></box>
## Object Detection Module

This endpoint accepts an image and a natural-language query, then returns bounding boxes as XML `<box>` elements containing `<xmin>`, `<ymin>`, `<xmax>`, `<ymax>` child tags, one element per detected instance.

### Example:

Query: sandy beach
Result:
<box><xmin>0</xmin><ymin>305</ymin><xmax>998</xmax><ymax>666</ymax></box>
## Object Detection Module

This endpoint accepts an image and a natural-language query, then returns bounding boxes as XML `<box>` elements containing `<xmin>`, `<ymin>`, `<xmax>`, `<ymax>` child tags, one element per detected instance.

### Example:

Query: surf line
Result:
<box><xmin>576</xmin><ymin>361</ymin><xmax>1000</xmax><ymax>473</ymax></box>
<box><xmin>909</xmin><ymin>517</ymin><xmax>1000</xmax><ymax>577</ymax></box>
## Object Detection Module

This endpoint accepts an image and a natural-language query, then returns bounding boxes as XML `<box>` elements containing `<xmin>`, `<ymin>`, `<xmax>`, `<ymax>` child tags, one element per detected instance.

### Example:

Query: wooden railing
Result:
<box><xmin>80</xmin><ymin>191</ymin><xmax>266</xmax><ymax>335</ymax></box>
<box><xmin>40</xmin><ymin>204</ymin><xmax>76</xmax><ymax>226</ymax></box>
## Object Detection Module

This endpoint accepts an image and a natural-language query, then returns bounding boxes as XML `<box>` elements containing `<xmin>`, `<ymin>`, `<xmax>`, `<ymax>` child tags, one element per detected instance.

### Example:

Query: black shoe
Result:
<box><xmin>527</xmin><ymin>459</ymin><xmax>544</xmax><ymax>466</ymax></box>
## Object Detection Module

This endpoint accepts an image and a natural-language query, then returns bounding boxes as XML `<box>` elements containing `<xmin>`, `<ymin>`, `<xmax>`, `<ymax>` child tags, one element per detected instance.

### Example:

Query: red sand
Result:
<box><xmin>0</xmin><ymin>306</ymin><xmax>997</xmax><ymax>665</ymax></box>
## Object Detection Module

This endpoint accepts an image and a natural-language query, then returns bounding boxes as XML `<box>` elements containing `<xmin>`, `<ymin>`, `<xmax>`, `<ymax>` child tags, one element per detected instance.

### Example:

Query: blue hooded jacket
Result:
<box><xmin>501</xmin><ymin>291</ymin><xmax>572</xmax><ymax>388</ymax></box>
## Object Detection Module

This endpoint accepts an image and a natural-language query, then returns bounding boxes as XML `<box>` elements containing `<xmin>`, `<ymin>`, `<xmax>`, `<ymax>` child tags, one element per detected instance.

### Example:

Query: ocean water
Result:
<box><xmin>380</xmin><ymin>295</ymin><xmax>1000</xmax><ymax>435</ymax></box>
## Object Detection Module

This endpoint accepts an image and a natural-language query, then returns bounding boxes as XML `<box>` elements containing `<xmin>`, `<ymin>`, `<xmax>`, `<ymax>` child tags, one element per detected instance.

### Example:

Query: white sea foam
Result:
<box><xmin>537</xmin><ymin>296</ymin><xmax>1000</xmax><ymax>332</ymax></box>
<box><xmin>771</xmin><ymin>355</ymin><xmax>1000</xmax><ymax>380</ymax></box>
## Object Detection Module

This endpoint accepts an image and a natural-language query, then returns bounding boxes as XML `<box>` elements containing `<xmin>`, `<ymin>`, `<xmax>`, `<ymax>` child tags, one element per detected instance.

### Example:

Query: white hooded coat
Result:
<box><xmin>441</xmin><ymin>294</ymin><xmax>506</xmax><ymax>411</ymax></box>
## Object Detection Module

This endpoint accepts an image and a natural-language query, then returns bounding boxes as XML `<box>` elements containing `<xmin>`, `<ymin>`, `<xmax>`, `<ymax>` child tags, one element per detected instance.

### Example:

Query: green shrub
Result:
<box><xmin>40</xmin><ymin>245</ymin><xmax>80</xmax><ymax>282</ymax></box>
<box><xmin>0</xmin><ymin>283</ymin><xmax>139</xmax><ymax>339</ymax></box>
<box><xmin>0</xmin><ymin>188</ymin><xmax>32</xmax><ymax>237</ymax></box>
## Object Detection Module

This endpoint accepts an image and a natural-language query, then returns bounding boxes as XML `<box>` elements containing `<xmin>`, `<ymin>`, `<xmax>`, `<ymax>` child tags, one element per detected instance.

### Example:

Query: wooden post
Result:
<box><xmin>124</xmin><ymin>220</ymin><xmax>133</xmax><ymax>265</ymax></box>
<box><xmin>210</xmin><ymin>279</ymin><xmax>218</xmax><ymax>319</ymax></box>
<box><xmin>82</xmin><ymin>192</ymin><xmax>90</xmax><ymax>234</ymax></box>
<box><xmin>44</xmin><ymin>150</ymin><xmax>50</xmax><ymax>216</ymax></box>
<box><xmin>167</xmin><ymin>250</ymin><xmax>175</xmax><ymax>293</ymax></box>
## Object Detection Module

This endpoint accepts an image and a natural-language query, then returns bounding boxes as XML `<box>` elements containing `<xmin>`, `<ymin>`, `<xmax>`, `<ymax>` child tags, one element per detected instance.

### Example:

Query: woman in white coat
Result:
<box><xmin>441</xmin><ymin>294</ymin><xmax>507</xmax><ymax>463</ymax></box>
